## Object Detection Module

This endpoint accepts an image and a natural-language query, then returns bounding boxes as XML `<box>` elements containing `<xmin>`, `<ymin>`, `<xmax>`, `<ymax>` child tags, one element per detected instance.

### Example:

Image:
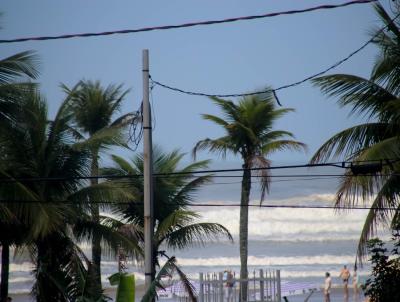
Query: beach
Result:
<box><xmin>4</xmin><ymin>175</ymin><xmax>379</xmax><ymax>301</ymax></box>
<box><xmin>6</xmin><ymin>286</ymin><xmax>366</xmax><ymax>302</ymax></box>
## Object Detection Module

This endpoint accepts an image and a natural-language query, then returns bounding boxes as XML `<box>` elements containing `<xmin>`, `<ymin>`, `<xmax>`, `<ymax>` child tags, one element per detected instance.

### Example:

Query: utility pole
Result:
<box><xmin>143</xmin><ymin>49</ymin><xmax>154</xmax><ymax>292</ymax></box>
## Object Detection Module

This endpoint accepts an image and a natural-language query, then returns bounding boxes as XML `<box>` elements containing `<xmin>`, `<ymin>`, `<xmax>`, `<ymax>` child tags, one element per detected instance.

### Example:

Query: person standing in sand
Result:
<box><xmin>339</xmin><ymin>265</ymin><xmax>351</xmax><ymax>298</ymax></box>
<box><xmin>223</xmin><ymin>270</ymin><xmax>235</xmax><ymax>302</ymax></box>
<box><xmin>324</xmin><ymin>272</ymin><xmax>332</xmax><ymax>302</ymax></box>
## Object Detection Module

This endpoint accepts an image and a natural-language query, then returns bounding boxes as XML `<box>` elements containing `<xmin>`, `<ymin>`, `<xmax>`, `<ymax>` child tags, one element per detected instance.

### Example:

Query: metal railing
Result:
<box><xmin>198</xmin><ymin>269</ymin><xmax>281</xmax><ymax>302</ymax></box>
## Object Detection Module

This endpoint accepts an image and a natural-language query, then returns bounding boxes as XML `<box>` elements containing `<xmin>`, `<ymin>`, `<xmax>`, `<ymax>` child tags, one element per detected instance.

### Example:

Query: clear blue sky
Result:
<box><xmin>1</xmin><ymin>0</ymin><xmax>388</xmax><ymax>166</ymax></box>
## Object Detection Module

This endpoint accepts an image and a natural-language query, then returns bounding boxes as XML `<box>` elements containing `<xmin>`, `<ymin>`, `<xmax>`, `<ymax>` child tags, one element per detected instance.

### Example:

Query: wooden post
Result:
<box><xmin>200</xmin><ymin>273</ymin><xmax>204</xmax><ymax>302</ymax></box>
<box><xmin>219</xmin><ymin>272</ymin><xmax>224</xmax><ymax>302</ymax></box>
<box><xmin>259</xmin><ymin>269</ymin><xmax>264</xmax><ymax>302</ymax></box>
<box><xmin>276</xmin><ymin>270</ymin><xmax>281</xmax><ymax>302</ymax></box>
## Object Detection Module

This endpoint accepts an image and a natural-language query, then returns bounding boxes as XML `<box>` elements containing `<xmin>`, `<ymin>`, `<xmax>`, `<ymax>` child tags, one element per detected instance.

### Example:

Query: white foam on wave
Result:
<box><xmin>9</xmin><ymin>262</ymin><xmax>35</xmax><ymax>272</ymax></box>
<box><xmin>194</xmin><ymin>193</ymin><xmax>372</xmax><ymax>241</ymax></box>
<box><xmin>164</xmin><ymin>254</ymin><xmax>357</xmax><ymax>267</ymax></box>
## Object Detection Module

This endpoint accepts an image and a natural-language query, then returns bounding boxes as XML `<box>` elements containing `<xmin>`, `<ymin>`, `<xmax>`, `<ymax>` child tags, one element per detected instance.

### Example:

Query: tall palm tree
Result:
<box><xmin>65</xmin><ymin>80</ymin><xmax>134</xmax><ymax>299</ymax></box>
<box><xmin>102</xmin><ymin>148</ymin><xmax>233</xmax><ymax>269</ymax></box>
<box><xmin>0</xmin><ymin>89</ymin><xmax>137</xmax><ymax>301</ymax></box>
<box><xmin>310</xmin><ymin>3</ymin><xmax>400</xmax><ymax>262</ymax></box>
<box><xmin>0</xmin><ymin>49</ymin><xmax>39</xmax><ymax>301</ymax></box>
<box><xmin>193</xmin><ymin>94</ymin><xmax>306</xmax><ymax>301</ymax></box>
<box><xmin>0</xmin><ymin>89</ymin><xmax>92</xmax><ymax>301</ymax></box>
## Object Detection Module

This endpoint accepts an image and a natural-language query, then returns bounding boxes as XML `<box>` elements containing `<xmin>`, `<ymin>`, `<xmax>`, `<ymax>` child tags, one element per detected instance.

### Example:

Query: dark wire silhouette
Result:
<box><xmin>149</xmin><ymin>9</ymin><xmax>400</xmax><ymax>100</ymax></box>
<box><xmin>0</xmin><ymin>0</ymin><xmax>375</xmax><ymax>44</ymax></box>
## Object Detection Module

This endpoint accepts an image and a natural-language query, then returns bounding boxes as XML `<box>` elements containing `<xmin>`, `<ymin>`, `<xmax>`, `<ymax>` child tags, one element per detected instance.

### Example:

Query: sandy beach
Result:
<box><xmin>7</xmin><ymin>285</ymin><xmax>366</xmax><ymax>302</ymax></box>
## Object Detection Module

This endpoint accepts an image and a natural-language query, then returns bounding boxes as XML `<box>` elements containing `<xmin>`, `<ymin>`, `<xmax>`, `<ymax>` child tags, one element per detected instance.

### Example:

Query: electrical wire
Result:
<box><xmin>0</xmin><ymin>159</ymin><xmax>394</xmax><ymax>183</ymax></box>
<box><xmin>127</xmin><ymin>104</ymin><xmax>143</xmax><ymax>151</ymax></box>
<box><xmin>0</xmin><ymin>198</ymin><xmax>397</xmax><ymax>211</ymax></box>
<box><xmin>149</xmin><ymin>8</ymin><xmax>400</xmax><ymax>100</ymax></box>
<box><xmin>0</xmin><ymin>0</ymin><xmax>376</xmax><ymax>44</ymax></box>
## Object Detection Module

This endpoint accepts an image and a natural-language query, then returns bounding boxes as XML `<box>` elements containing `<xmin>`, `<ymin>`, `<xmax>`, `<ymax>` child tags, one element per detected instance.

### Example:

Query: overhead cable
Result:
<box><xmin>0</xmin><ymin>159</ymin><xmax>395</xmax><ymax>183</ymax></box>
<box><xmin>0</xmin><ymin>0</ymin><xmax>376</xmax><ymax>44</ymax></box>
<box><xmin>0</xmin><ymin>199</ymin><xmax>397</xmax><ymax>211</ymax></box>
<box><xmin>150</xmin><ymin>9</ymin><xmax>400</xmax><ymax>100</ymax></box>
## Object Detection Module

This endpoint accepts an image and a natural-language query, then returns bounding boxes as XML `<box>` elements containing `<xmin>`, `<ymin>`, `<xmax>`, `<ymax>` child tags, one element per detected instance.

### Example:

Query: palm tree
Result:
<box><xmin>65</xmin><ymin>79</ymin><xmax>134</xmax><ymax>299</ymax></box>
<box><xmin>0</xmin><ymin>89</ymin><xmax>138</xmax><ymax>301</ymax></box>
<box><xmin>0</xmin><ymin>89</ymin><xmax>92</xmax><ymax>301</ymax></box>
<box><xmin>102</xmin><ymin>148</ymin><xmax>233</xmax><ymax>270</ymax></box>
<box><xmin>0</xmin><ymin>49</ymin><xmax>39</xmax><ymax>301</ymax></box>
<box><xmin>193</xmin><ymin>94</ymin><xmax>306</xmax><ymax>301</ymax></box>
<box><xmin>310</xmin><ymin>3</ymin><xmax>400</xmax><ymax>262</ymax></box>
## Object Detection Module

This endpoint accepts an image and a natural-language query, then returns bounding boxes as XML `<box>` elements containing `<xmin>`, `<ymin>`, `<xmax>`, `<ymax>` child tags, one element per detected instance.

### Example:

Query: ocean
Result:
<box><xmin>4</xmin><ymin>166</ymin><xmax>384</xmax><ymax>296</ymax></box>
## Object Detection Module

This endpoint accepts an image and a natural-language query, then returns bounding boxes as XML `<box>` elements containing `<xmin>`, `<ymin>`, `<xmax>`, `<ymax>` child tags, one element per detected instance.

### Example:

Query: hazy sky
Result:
<box><xmin>1</xmin><ymin>0</ymin><xmax>390</xmax><ymax>166</ymax></box>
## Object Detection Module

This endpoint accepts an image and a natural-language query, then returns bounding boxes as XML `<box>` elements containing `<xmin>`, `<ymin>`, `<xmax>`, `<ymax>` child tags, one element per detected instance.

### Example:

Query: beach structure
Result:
<box><xmin>198</xmin><ymin>269</ymin><xmax>281</xmax><ymax>302</ymax></box>
<box><xmin>157</xmin><ymin>270</ymin><xmax>322</xmax><ymax>302</ymax></box>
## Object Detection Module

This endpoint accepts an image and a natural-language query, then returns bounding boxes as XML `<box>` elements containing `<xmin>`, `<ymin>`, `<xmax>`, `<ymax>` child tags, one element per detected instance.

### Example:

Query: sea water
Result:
<box><xmin>3</xmin><ymin>166</ymin><xmax>387</xmax><ymax>294</ymax></box>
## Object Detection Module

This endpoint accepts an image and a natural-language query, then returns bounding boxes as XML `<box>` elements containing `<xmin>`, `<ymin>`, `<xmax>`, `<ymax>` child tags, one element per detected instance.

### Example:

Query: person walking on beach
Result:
<box><xmin>324</xmin><ymin>272</ymin><xmax>332</xmax><ymax>302</ymax></box>
<box><xmin>339</xmin><ymin>265</ymin><xmax>350</xmax><ymax>298</ymax></box>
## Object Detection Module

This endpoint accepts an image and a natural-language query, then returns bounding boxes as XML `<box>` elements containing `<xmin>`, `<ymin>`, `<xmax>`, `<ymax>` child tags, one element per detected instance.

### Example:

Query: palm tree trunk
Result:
<box><xmin>35</xmin><ymin>238</ymin><xmax>65</xmax><ymax>302</ymax></box>
<box><xmin>239</xmin><ymin>162</ymin><xmax>251</xmax><ymax>302</ymax></box>
<box><xmin>0</xmin><ymin>243</ymin><xmax>10</xmax><ymax>302</ymax></box>
<box><xmin>88</xmin><ymin>150</ymin><xmax>103</xmax><ymax>300</ymax></box>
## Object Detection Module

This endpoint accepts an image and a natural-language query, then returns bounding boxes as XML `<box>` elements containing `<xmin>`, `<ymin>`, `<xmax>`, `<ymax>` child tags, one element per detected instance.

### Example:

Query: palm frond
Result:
<box><xmin>165</xmin><ymin>222</ymin><xmax>233</xmax><ymax>250</ymax></box>
<box><xmin>261</xmin><ymin>140</ymin><xmax>307</xmax><ymax>156</ymax></box>
<box><xmin>312</xmin><ymin>74</ymin><xmax>396</xmax><ymax>118</ymax></box>
<box><xmin>355</xmin><ymin>173</ymin><xmax>400</xmax><ymax>264</ymax></box>
<box><xmin>310</xmin><ymin>123</ymin><xmax>390</xmax><ymax>163</ymax></box>
<box><xmin>141</xmin><ymin>256</ymin><xmax>197</xmax><ymax>302</ymax></box>
<box><xmin>192</xmin><ymin>137</ymin><xmax>233</xmax><ymax>159</ymax></box>
<box><xmin>0</xmin><ymin>51</ymin><xmax>40</xmax><ymax>84</ymax></box>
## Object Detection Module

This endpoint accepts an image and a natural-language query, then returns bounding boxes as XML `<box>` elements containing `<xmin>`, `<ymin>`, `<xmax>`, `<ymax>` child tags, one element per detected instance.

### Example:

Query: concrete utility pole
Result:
<box><xmin>142</xmin><ymin>49</ymin><xmax>154</xmax><ymax>291</ymax></box>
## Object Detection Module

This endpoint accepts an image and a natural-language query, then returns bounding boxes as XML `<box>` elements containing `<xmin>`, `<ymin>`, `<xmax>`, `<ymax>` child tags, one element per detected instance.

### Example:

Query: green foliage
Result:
<box><xmin>194</xmin><ymin>93</ymin><xmax>305</xmax><ymax>301</ymax></box>
<box><xmin>363</xmin><ymin>234</ymin><xmax>400</xmax><ymax>302</ymax></box>
<box><xmin>141</xmin><ymin>256</ymin><xmax>197</xmax><ymax>302</ymax></box>
<box><xmin>109</xmin><ymin>273</ymin><xmax>135</xmax><ymax>302</ymax></box>
<box><xmin>194</xmin><ymin>93</ymin><xmax>306</xmax><ymax>203</ymax></box>
<box><xmin>104</xmin><ymin>147</ymin><xmax>232</xmax><ymax>266</ymax></box>
<box><xmin>311</xmin><ymin>3</ymin><xmax>400</xmax><ymax>261</ymax></box>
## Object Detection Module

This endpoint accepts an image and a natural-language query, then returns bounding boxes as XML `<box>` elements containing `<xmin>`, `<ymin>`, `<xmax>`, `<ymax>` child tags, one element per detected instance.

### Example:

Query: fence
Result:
<box><xmin>198</xmin><ymin>269</ymin><xmax>281</xmax><ymax>302</ymax></box>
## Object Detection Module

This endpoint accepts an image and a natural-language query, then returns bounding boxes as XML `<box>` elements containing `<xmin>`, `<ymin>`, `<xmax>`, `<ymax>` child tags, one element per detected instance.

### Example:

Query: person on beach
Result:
<box><xmin>324</xmin><ymin>272</ymin><xmax>332</xmax><ymax>302</ymax></box>
<box><xmin>223</xmin><ymin>269</ymin><xmax>235</xmax><ymax>302</ymax></box>
<box><xmin>339</xmin><ymin>265</ymin><xmax>350</xmax><ymax>298</ymax></box>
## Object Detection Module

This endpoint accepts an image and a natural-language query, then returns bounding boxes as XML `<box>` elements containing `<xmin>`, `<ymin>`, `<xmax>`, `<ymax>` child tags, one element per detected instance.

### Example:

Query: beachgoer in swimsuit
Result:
<box><xmin>340</xmin><ymin>265</ymin><xmax>351</xmax><ymax>298</ymax></box>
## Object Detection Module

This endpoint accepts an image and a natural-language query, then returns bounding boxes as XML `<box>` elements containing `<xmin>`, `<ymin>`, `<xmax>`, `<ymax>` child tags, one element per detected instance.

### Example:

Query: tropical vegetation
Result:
<box><xmin>102</xmin><ymin>147</ymin><xmax>233</xmax><ymax>268</ymax></box>
<box><xmin>193</xmin><ymin>94</ymin><xmax>306</xmax><ymax>301</ymax></box>
<box><xmin>0</xmin><ymin>49</ymin><xmax>39</xmax><ymax>302</ymax></box>
<box><xmin>64</xmin><ymin>80</ymin><xmax>134</xmax><ymax>299</ymax></box>
<box><xmin>363</xmin><ymin>233</ymin><xmax>400</xmax><ymax>302</ymax></box>
<box><xmin>310</xmin><ymin>3</ymin><xmax>400</xmax><ymax>261</ymax></box>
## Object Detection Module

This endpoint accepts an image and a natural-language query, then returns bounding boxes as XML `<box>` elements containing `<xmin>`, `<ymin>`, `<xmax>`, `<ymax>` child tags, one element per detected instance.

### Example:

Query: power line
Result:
<box><xmin>0</xmin><ymin>0</ymin><xmax>376</xmax><ymax>44</ymax></box>
<box><xmin>150</xmin><ymin>9</ymin><xmax>400</xmax><ymax>100</ymax></box>
<box><xmin>0</xmin><ymin>159</ymin><xmax>394</xmax><ymax>183</ymax></box>
<box><xmin>0</xmin><ymin>198</ymin><xmax>397</xmax><ymax>211</ymax></box>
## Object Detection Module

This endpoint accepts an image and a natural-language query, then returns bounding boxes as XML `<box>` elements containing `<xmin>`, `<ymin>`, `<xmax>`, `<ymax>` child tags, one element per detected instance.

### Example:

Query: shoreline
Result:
<box><xmin>6</xmin><ymin>283</ymin><xmax>364</xmax><ymax>302</ymax></box>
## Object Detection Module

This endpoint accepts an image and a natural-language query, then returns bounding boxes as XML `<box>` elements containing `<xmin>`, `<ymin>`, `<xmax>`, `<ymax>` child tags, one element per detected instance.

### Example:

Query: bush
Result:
<box><xmin>363</xmin><ymin>233</ymin><xmax>400</xmax><ymax>302</ymax></box>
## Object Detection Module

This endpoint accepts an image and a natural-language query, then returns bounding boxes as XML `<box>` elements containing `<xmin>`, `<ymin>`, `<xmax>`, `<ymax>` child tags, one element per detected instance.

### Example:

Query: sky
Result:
<box><xmin>1</xmin><ymin>0</ymin><xmax>391</xmax><ymax>167</ymax></box>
